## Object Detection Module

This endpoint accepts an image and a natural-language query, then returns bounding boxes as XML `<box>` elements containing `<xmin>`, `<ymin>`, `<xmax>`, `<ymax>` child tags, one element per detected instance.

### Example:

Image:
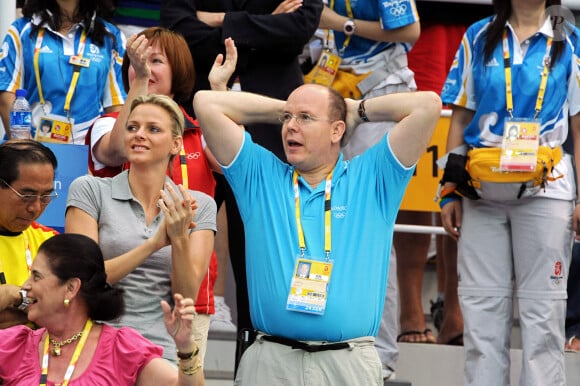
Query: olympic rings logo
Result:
<box><xmin>390</xmin><ymin>3</ymin><xmax>407</xmax><ymax>17</ymax></box>
<box><xmin>185</xmin><ymin>152</ymin><xmax>201</xmax><ymax>160</ymax></box>
<box><xmin>383</xmin><ymin>0</ymin><xmax>408</xmax><ymax>16</ymax></box>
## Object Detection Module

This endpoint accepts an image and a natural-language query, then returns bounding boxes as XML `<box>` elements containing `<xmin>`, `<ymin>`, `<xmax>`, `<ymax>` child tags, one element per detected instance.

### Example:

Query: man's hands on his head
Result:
<box><xmin>347</xmin><ymin>91</ymin><xmax>441</xmax><ymax>167</ymax></box>
<box><xmin>342</xmin><ymin>98</ymin><xmax>360</xmax><ymax>146</ymax></box>
<box><xmin>194</xmin><ymin>90</ymin><xmax>285</xmax><ymax>166</ymax></box>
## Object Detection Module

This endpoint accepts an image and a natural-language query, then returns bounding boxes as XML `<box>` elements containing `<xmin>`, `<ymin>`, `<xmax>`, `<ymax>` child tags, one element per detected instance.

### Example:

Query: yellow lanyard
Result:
<box><xmin>179</xmin><ymin>147</ymin><xmax>188</xmax><ymax>190</ymax></box>
<box><xmin>327</xmin><ymin>0</ymin><xmax>354</xmax><ymax>57</ymax></box>
<box><xmin>293</xmin><ymin>170</ymin><xmax>333</xmax><ymax>260</ymax></box>
<box><xmin>40</xmin><ymin>319</ymin><xmax>93</xmax><ymax>386</ymax></box>
<box><xmin>502</xmin><ymin>29</ymin><xmax>552</xmax><ymax>119</ymax></box>
<box><xmin>33</xmin><ymin>27</ymin><xmax>88</xmax><ymax>118</ymax></box>
<box><xmin>24</xmin><ymin>233</ymin><xmax>33</xmax><ymax>274</ymax></box>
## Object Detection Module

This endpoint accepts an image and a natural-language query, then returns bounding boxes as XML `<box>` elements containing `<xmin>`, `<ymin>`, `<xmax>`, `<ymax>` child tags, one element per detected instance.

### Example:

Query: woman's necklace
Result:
<box><xmin>40</xmin><ymin>320</ymin><xmax>93</xmax><ymax>386</ymax></box>
<box><xmin>49</xmin><ymin>330</ymin><xmax>85</xmax><ymax>356</ymax></box>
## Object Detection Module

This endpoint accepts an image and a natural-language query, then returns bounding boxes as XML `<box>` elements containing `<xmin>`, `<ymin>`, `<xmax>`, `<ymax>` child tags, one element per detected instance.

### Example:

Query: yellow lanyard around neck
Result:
<box><xmin>293</xmin><ymin>169</ymin><xmax>333</xmax><ymax>261</ymax></box>
<box><xmin>327</xmin><ymin>0</ymin><xmax>354</xmax><ymax>57</ymax></box>
<box><xmin>33</xmin><ymin>27</ymin><xmax>88</xmax><ymax>118</ymax></box>
<box><xmin>502</xmin><ymin>29</ymin><xmax>552</xmax><ymax>119</ymax></box>
<box><xmin>40</xmin><ymin>319</ymin><xmax>93</xmax><ymax>386</ymax></box>
<box><xmin>179</xmin><ymin>147</ymin><xmax>188</xmax><ymax>190</ymax></box>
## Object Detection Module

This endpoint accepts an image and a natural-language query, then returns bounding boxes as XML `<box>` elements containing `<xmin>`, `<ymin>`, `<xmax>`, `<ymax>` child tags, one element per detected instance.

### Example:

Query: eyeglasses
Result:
<box><xmin>0</xmin><ymin>178</ymin><xmax>57</xmax><ymax>205</ymax></box>
<box><xmin>278</xmin><ymin>112</ymin><xmax>331</xmax><ymax>126</ymax></box>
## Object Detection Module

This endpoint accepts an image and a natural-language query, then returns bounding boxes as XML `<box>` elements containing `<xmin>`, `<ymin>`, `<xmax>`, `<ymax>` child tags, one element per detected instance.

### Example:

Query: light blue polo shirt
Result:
<box><xmin>223</xmin><ymin>132</ymin><xmax>413</xmax><ymax>341</ymax></box>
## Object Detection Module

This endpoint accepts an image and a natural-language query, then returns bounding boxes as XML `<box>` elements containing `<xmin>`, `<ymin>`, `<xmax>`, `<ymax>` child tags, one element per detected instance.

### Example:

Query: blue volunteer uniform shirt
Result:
<box><xmin>441</xmin><ymin>16</ymin><xmax>580</xmax><ymax>149</ymax></box>
<box><xmin>0</xmin><ymin>15</ymin><xmax>126</xmax><ymax>143</ymax></box>
<box><xmin>331</xmin><ymin>0</ymin><xmax>419</xmax><ymax>62</ymax></box>
<box><xmin>441</xmin><ymin>16</ymin><xmax>580</xmax><ymax>200</ymax></box>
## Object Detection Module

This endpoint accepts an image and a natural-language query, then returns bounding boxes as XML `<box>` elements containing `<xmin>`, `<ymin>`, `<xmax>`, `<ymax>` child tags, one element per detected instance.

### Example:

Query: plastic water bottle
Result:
<box><xmin>10</xmin><ymin>89</ymin><xmax>32</xmax><ymax>139</ymax></box>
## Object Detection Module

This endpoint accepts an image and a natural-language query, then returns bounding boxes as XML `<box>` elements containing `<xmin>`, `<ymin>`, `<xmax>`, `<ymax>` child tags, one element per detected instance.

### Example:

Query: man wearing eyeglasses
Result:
<box><xmin>194</xmin><ymin>84</ymin><xmax>441</xmax><ymax>385</ymax></box>
<box><xmin>0</xmin><ymin>140</ymin><xmax>58</xmax><ymax>329</ymax></box>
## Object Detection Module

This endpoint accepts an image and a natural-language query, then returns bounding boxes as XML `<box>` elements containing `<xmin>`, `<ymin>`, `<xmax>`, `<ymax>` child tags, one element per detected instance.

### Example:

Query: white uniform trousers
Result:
<box><xmin>458</xmin><ymin>197</ymin><xmax>573</xmax><ymax>386</ymax></box>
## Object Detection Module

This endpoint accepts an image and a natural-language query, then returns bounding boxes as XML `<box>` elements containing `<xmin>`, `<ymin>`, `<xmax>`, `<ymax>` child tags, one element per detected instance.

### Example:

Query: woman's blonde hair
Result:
<box><xmin>130</xmin><ymin>94</ymin><xmax>185</xmax><ymax>138</ymax></box>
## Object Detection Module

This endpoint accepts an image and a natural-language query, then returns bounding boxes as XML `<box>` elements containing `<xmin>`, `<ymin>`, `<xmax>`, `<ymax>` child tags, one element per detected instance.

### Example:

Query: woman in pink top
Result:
<box><xmin>0</xmin><ymin>233</ymin><xmax>202</xmax><ymax>385</ymax></box>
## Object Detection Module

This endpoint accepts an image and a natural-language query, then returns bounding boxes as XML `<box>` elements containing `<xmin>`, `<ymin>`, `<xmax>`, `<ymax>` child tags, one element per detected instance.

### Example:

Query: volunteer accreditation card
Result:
<box><xmin>499</xmin><ymin>118</ymin><xmax>540</xmax><ymax>172</ymax></box>
<box><xmin>304</xmin><ymin>49</ymin><xmax>341</xmax><ymax>87</ymax></box>
<box><xmin>286</xmin><ymin>257</ymin><xmax>333</xmax><ymax>315</ymax></box>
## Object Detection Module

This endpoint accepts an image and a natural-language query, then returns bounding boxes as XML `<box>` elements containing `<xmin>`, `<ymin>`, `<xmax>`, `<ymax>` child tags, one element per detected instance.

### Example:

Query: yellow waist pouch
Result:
<box><xmin>304</xmin><ymin>68</ymin><xmax>370</xmax><ymax>100</ymax></box>
<box><xmin>466</xmin><ymin>145</ymin><xmax>563</xmax><ymax>189</ymax></box>
<box><xmin>329</xmin><ymin>70</ymin><xmax>371</xmax><ymax>100</ymax></box>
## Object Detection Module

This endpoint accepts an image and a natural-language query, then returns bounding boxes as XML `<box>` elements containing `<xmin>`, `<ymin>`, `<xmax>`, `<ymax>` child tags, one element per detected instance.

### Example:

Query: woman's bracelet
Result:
<box><xmin>176</xmin><ymin>344</ymin><xmax>199</xmax><ymax>360</ymax></box>
<box><xmin>178</xmin><ymin>356</ymin><xmax>202</xmax><ymax>376</ymax></box>
<box><xmin>439</xmin><ymin>192</ymin><xmax>461</xmax><ymax>209</ymax></box>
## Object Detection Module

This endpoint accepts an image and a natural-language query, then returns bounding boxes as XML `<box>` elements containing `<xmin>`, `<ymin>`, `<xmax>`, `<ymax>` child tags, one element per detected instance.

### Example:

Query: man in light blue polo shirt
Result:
<box><xmin>194</xmin><ymin>83</ymin><xmax>441</xmax><ymax>385</ymax></box>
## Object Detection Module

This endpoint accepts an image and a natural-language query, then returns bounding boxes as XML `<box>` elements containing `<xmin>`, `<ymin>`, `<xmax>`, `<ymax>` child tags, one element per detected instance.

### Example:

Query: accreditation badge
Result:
<box><xmin>69</xmin><ymin>55</ymin><xmax>91</xmax><ymax>68</ymax></box>
<box><xmin>31</xmin><ymin>101</ymin><xmax>52</xmax><ymax>129</ymax></box>
<box><xmin>35</xmin><ymin>114</ymin><xmax>73</xmax><ymax>144</ymax></box>
<box><xmin>303</xmin><ymin>50</ymin><xmax>341</xmax><ymax>87</ymax></box>
<box><xmin>499</xmin><ymin>118</ymin><xmax>540</xmax><ymax>172</ymax></box>
<box><xmin>286</xmin><ymin>257</ymin><xmax>333</xmax><ymax>315</ymax></box>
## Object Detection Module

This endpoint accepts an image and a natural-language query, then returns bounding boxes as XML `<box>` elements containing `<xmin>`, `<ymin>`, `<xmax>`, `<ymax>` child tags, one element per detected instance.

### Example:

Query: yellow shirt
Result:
<box><xmin>0</xmin><ymin>222</ymin><xmax>58</xmax><ymax>286</ymax></box>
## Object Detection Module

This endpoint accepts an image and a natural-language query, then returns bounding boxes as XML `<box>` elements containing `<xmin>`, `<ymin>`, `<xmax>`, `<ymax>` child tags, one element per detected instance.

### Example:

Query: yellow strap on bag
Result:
<box><xmin>466</xmin><ymin>146</ymin><xmax>563</xmax><ymax>189</ymax></box>
<box><xmin>304</xmin><ymin>67</ymin><xmax>371</xmax><ymax>99</ymax></box>
<box><xmin>331</xmin><ymin>70</ymin><xmax>371</xmax><ymax>99</ymax></box>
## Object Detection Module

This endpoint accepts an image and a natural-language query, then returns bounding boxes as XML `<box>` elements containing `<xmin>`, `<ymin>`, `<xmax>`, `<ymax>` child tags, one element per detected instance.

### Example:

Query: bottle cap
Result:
<box><xmin>15</xmin><ymin>89</ymin><xmax>27</xmax><ymax>98</ymax></box>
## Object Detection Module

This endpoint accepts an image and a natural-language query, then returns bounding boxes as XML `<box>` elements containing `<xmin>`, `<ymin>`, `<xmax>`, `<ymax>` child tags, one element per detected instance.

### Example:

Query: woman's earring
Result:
<box><xmin>64</xmin><ymin>298</ymin><xmax>70</xmax><ymax>307</ymax></box>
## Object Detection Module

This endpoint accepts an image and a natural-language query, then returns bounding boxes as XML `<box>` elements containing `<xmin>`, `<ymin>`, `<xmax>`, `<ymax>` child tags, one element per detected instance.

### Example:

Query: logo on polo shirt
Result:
<box><xmin>87</xmin><ymin>44</ymin><xmax>104</xmax><ymax>63</ymax></box>
<box><xmin>332</xmin><ymin>205</ymin><xmax>347</xmax><ymax>219</ymax></box>
<box><xmin>485</xmin><ymin>57</ymin><xmax>499</xmax><ymax>67</ymax></box>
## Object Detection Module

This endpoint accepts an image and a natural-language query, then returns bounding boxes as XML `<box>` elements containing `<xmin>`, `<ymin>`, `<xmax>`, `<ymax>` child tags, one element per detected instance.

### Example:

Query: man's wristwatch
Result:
<box><xmin>15</xmin><ymin>289</ymin><xmax>30</xmax><ymax>311</ymax></box>
<box><xmin>343</xmin><ymin>18</ymin><xmax>356</xmax><ymax>36</ymax></box>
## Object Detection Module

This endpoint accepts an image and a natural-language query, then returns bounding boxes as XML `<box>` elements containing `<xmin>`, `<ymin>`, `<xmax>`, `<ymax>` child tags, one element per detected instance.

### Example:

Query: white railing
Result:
<box><xmin>394</xmin><ymin>224</ymin><xmax>447</xmax><ymax>235</ymax></box>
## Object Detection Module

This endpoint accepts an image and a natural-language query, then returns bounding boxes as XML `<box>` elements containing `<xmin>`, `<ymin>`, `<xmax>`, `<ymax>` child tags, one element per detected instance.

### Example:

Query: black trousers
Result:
<box><xmin>214</xmin><ymin>173</ymin><xmax>253</xmax><ymax>373</ymax></box>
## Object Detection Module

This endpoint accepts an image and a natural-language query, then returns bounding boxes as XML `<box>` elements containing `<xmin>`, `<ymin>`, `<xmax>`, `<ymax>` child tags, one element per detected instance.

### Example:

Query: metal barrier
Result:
<box><xmin>394</xmin><ymin>224</ymin><xmax>447</xmax><ymax>235</ymax></box>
